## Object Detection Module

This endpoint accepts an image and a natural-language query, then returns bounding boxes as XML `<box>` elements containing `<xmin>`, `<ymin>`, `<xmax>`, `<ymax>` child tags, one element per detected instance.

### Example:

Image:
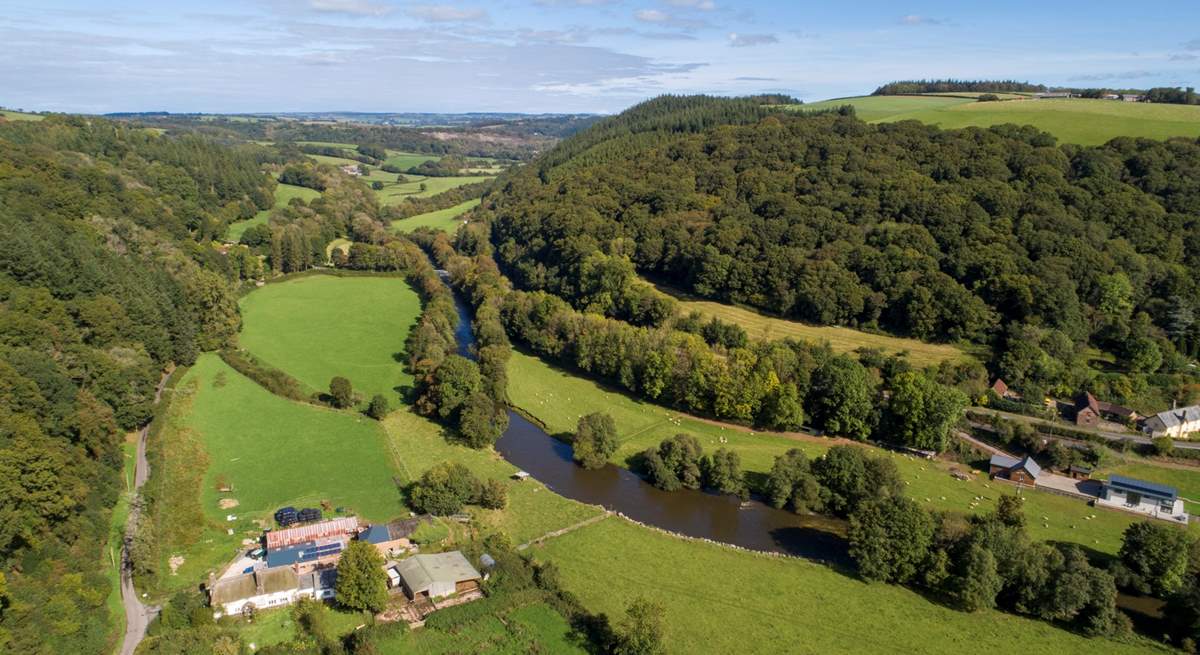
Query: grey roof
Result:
<box><xmin>1148</xmin><ymin>405</ymin><xmax>1200</xmax><ymax>429</ymax></box>
<box><xmin>394</xmin><ymin>552</ymin><xmax>481</xmax><ymax>594</ymax></box>
<box><xmin>1107</xmin><ymin>475</ymin><xmax>1178</xmax><ymax>501</ymax></box>
<box><xmin>989</xmin><ymin>454</ymin><xmax>1019</xmax><ymax>469</ymax></box>
<box><xmin>299</xmin><ymin>568</ymin><xmax>337</xmax><ymax>592</ymax></box>
<box><xmin>1017</xmin><ymin>456</ymin><xmax>1041</xmax><ymax>478</ymax></box>
<box><xmin>210</xmin><ymin>568</ymin><xmax>298</xmax><ymax>606</ymax></box>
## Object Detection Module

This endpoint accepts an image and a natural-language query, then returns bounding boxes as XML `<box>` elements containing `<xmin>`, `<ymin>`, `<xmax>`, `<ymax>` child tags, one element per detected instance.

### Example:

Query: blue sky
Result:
<box><xmin>1</xmin><ymin>0</ymin><xmax>1198</xmax><ymax>114</ymax></box>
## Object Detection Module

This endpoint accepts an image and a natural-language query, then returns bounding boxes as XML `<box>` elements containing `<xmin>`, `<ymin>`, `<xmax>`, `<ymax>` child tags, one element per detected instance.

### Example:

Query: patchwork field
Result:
<box><xmin>534</xmin><ymin>517</ymin><xmax>1162</xmax><ymax>655</ymax></box>
<box><xmin>227</xmin><ymin>182</ymin><xmax>320</xmax><ymax>242</ymax></box>
<box><xmin>146</xmin><ymin>354</ymin><xmax>401</xmax><ymax>593</ymax></box>
<box><xmin>391</xmin><ymin>198</ymin><xmax>480</xmax><ymax>233</ymax></box>
<box><xmin>238</xmin><ymin>275</ymin><xmax>421</xmax><ymax>405</ymax></box>
<box><xmin>506</xmin><ymin>351</ymin><xmax>1174</xmax><ymax>555</ymax></box>
<box><xmin>794</xmin><ymin>96</ymin><xmax>1200</xmax><ymax>145</ymax></box>
<box><xmin>650</xmin><ymin>280</ymin><xmax>977</xmax><ymax>367</ymax></box>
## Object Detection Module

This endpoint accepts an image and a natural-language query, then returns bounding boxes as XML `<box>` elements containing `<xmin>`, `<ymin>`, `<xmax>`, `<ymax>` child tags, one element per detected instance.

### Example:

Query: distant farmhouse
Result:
<box><xmin>1142</xmin><ymin>405</ymin><xmax>1200</xmax><ymax>439</ymax></box>
<box><xmin>989</xmin><ymin>454</ymin><xmax>1041</xmax><ymax>485</ymax></box>
<box><xmin>1097</xmin><ymin>475</ymin><xmax>1189</xmax><ymax>524</ymax></box>
<box><xmin>1073</xmin><ymin>392</ymin><xmax>1138</xmax><ymax>428</ymax></box>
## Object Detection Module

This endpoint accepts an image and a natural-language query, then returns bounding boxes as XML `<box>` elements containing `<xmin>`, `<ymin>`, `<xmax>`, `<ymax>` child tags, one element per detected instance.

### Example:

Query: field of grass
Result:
<box><xmin>382</xmin><ymin>407</ymin><xmax>604</xmax><ymax>545</ymax></box>
<box><xmin>506</xmin><ymin>351</ymin><xmax>1174</xmax><ymax>555</ymax></box>
<box><xmin>383</xmin><ymin>150</ymin><xmax>438</xmax><ymax>170</ymax></box>
<box><xmin>366</xmin><ymin>600</ymin><xmax>586</xmax><ymax>654</ymax></box>
<box><xmin>374</xmin><ymin>172</ymin><xmax>492</xmax><ymax>205</ymax></box>
<box><xmin>238</xmin><ymin>275</ymin><xmax>420</xmax><ymax>405</ymax></box>
<box><xmin>651</xmin><ymin>280</ymin><xmax>976</xmax><ymax>367</ymax></box>
<box><xmin>230</xmin><ymin>604</ymin><xmax>369</xmax><ymax>650</ymax></box>
<box><xmin>391</xmin><ymin>198</ymin><xmax>480</xmax><ymax>233</ymax></box>
<box><xmin>793</xmin><ymin>96</ymin><xmax>1200</xmax><ymax>145</ymax></box>
<box><xmin>1</xmin><ymin>109</ymin><xmax>44</xmax><ymax>121</ymax></box>
<box><xmin>227</xmin><ymin>182</ymin><xmax>320</xmax><ymax>242</ymax></box>
<box><xmin>147</xmin><ymin>354</ymin><xmax>401</xmax><ymax>594</ymax></box>
<box><xmin>534</xmin><ymin>517</ymin><xmax>1163</xmax><ymax>655</ymax></box>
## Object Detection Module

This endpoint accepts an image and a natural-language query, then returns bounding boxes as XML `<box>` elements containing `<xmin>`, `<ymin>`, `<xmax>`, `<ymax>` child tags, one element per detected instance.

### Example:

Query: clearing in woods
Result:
<box><xmin>649</xmin><ymin>279</ymin><xmax>977</xmax><ymax>367</ymax></box>
<box><xmin>391</xmin><ymin>198</ymin><xmax>481</xmax><ymax>233</ymax></box>
<box><xmin>533</xmin><ymin>516</ymin><xmax>1163</xmax><ymax>655</ymax></box>
<box><xmin>226</xmin><ymin>182</ymin><xmax>320</xmax><ymax>242</ymax></box>
<box><xmin>237</xmin><ymin>275</ymin><xmax>421</xmax><ymax>404</ymax></box>
<box><xmin>792</xmin><ymin>95</ymin><xmax>1200</xmax><ymax>145</ymax></box>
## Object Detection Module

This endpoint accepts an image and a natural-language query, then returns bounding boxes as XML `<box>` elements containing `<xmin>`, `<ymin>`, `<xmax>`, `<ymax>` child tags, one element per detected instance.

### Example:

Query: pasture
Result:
<box><xmin>651</xmin><ymin>280</ymin><xmax>976</xmax><ymax>367</ymax></box>
<box><xmin>0</xmin><ymin>109</ymin><xmax>44</xmax><ymax>121</ymax></box>
<box><xmin>238</xmin><ymin>275</ymin><xmax>421</xmax><ymax>404</ymax></box>
<box><xmin>391</xmin><ymin>198</ymin><xmax>481</xmax><ymax>233</ymax></box>
<box><xmin>367</xmin><ymin>169</ymin><xmax>492</xmax><ymax>205</ymax></box>
<box><xmin>794</xmin><ymin>96</ymin><xmax>1200</xmax><ymax>145</ymax></box>
<box><xmin>534</xmin><ymin>517</ymin><xmax>1162</xmax><ymax>655</ymax></box>
<box><xmin>506</xmin><ymin>351</ymin><xmax>1169</xmax><ymax>555</ymax></box>
<box><xmin>227</xmin><ymin>182</ymin><xmax>320</xmax><ymax>242</ymax></box>
<box><xmin>365</xmin><ymin>599</ymin><xmax>586</xmax><ymax>654</ymax></box>
<box><xmin>146</xmin><ymin>354</ymin><xmax>400</xmax><ymax>593</ymax></box>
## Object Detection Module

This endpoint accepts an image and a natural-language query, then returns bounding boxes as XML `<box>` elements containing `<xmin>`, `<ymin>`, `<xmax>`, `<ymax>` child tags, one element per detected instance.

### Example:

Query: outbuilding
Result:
<box><xmin>988</xmin><ymin>454</ymin><xmax>1041</xmax><ymax>485</ymax></box>
<box><xmin>1097</xmin><ymin>475</ymin><xmax>1188</xmax><ymax>523</ymax></box>
<box><xmin>394</xmin><ymin>551</ymin><xmax>482</xmax><ymax>600</ymax></box>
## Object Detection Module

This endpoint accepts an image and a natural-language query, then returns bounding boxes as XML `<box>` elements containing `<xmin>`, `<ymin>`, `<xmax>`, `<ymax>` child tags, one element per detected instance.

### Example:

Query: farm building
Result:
<box><xmin>989</xmin><ymin>454</ymin><xmax>1041</xmax><ymax>485</ymax></box>
<box><xmin>358</xmin><ymin>517</ymin><xmax>427</xmax><ymax>557</ymax></box>
<box><xmin>1142</xmin><ymin>405</ymin><xmax>1200</xmax><ymax>439</ymax></box>
<box><xmin>990</xmin><ymin>378</ymin><xmax>1019</xmax><ymax>400</ymax></box>
<box><xmin>266</xmin><ymin>539</ymin><xmax>346</xmax><ymax>574</ymax></box>
<box><xmin>1097</xmin><ymin>475</ymin><xmax>1188</xmax><ymax>524</ymax></box>
<box><xmin>1073</xmin><ymin>392</ymin><xmax>1137</xmax><ymax>428</ymax></box>
<box><xmin>209</xmin><ymin>567</ymin><xmax>337</xmax><ymax>617</ymax></box>
<box><xmin>394</xmin><ymin>551</ymin><xmax>482</xmax><ymax>601</ymax></box>
<box><xmin>266</xmin><ymin>516</ymin><xmax>358</xmax><ymax>551</ymax></box>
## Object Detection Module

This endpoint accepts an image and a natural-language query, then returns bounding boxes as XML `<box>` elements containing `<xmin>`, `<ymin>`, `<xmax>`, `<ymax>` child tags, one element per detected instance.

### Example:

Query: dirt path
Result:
<box><xmin>120</xmin><ymin>370</ymin><xmax>170</xmax><ymax>655</ymax></box>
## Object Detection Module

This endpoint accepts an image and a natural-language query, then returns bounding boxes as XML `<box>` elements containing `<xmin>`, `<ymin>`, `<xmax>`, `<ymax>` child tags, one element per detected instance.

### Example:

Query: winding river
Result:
<box><xmin>439</xmin><ymin>272</ymin><xmax>850</xmax><ymax>564</ymax></box>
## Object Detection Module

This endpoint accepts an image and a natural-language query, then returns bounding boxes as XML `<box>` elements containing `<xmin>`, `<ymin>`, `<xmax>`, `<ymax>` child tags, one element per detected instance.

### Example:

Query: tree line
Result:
<box><xmin>872</xmin><ymin>79</ymin><xmax>1047</xmax><ymax>95</ymax></box>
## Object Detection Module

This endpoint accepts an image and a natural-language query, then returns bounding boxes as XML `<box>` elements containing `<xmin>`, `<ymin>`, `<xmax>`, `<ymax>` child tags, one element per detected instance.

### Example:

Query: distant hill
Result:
<box><xmin>791</xmin><ymin>95</ymin><xmax>1200</xmax><ymax>145</ymax></box>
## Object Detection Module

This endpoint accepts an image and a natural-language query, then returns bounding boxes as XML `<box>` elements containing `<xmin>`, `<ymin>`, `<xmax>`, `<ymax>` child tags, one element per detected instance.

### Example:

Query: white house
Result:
<box><xmin>1142</xmin><ymin>405</ymin><xmax>1200</xmax><ymax>439</ymax></box>
<box><xmin>209</xmin><ymin>567</ymin><xmax>337</xmax><ymax>617</ymax></box>
<box><xmin>1096</xmin><ymin>475</ymin><xmax>1188</xmax><ymax>524</ymax></box>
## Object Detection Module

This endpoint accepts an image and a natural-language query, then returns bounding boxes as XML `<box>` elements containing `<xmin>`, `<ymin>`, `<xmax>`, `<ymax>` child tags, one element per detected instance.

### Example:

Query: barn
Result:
<box><xmin>394</xmin><ymin>551</ymin><xmax>482</xmax><ymax>600</ymax></box>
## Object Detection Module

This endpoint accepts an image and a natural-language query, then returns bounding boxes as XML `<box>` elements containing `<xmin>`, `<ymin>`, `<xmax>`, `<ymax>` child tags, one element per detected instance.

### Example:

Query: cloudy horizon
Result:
<box><xmin>1</xmin><ymin>0</ymin><xmax>1197</xmax><ymax>115</ymax></box>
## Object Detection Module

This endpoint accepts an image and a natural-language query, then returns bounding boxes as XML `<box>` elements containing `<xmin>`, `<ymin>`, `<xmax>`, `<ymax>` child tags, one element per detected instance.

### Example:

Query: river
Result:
<box><xmin>438</xmin><ymin>271</ymin><xmax>849</xmax><ymax>564</ymax></box>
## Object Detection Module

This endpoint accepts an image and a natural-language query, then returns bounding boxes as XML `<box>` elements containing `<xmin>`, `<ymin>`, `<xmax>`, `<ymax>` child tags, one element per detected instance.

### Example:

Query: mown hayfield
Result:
<box><xmin>391</xmin><ymin>198</ymin><xmax>480</xmax><ymax>233</ymax></box>
<box><xmin>1</xmin><ymin>109</ymin><xmax>44</xmax><ymax>121</ymax></box>
<box><xmin>309</xmin><ymin>153</ymin><xmax>364</xmax><ymax>168</ymax></box>
<box><xmin>238</xmin><ymin>275</ymin><xmax>420</xmax><ymax>404</ymax></box>
<box><xmin>146</xmin><ymin>354</ymin><xmax>401</xmax><ymax>593</ymax></box>
<box><xmin>227</xmin><ymin>182</ymin><xmax>320</xmax><ymax>241</ymax></box>
<box><xmin>383</xmin><ymin>150</ymin><xmax>438</xmax><ymax>170</ymax></box>
<box><xmin>506</xmin><ymin>351</ymin><xmax>1173</xmax><ymax>554</ymax></box>
<box><xmin>652</xmin><ymin>280</ymin><xmax>976</xmax><ymax>367</ymax></box>
<box><xmin>382</xmin><ymin>407</ymin><xmax>604</xmax><ymax>545</ymax></box>
<box><xmin>534</xmin><ymin>517</ymin><xmax>1164</xmax><ymax>655</ymax></box>
<box><xmin>793</xmin><ymin>96</ymin><xmax>1200</xmax><ymax>145</ymax></box>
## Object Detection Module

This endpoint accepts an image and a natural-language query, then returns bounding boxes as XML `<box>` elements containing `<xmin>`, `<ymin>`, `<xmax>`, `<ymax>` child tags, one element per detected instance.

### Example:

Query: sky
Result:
<box><xmin>1</xmin><ymin>0</ymin><xmax>1198</xmax><ymax>115</ymax></box>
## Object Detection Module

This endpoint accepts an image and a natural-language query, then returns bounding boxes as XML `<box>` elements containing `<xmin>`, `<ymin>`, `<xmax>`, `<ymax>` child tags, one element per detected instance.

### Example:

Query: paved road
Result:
<box><xmin>120</xmin><ymin>371</ymin><xmax>170</xmax><ymax>655</ymax></box>
<box><xmin>969</xmin><ymin>406</ymin><xmax>1200</xmax><ymax>451</ymax></box>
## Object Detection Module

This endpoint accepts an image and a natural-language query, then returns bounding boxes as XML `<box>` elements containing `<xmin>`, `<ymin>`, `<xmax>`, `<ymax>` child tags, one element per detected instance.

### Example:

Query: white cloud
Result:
<box><xmin>406</xmin><ymin>4</ymin><xmax>488</xmax><ymax>22</ymax></box>
<box><xmin>899</xmin><ymin>15</ymin><xmax>945</xmax><ymax>26</ymax></box>
<box><xmin>635</xmin><ymin>9</ymin><xmax>670</xmax><ymax>23</ymax></box>
<box><xmin>728</xmin><ymin>32</ymin><xmax>777</xmax><ymax>48</ymax></box>
<box><xmin>309</xmin><ymin>0</ymin><xmax>393</xmax><ymax>16</ymax></box>
<box><xmin>663</xmin><ymin>0</ymin><xmax>715</xmax><ymax>9</ymax></box>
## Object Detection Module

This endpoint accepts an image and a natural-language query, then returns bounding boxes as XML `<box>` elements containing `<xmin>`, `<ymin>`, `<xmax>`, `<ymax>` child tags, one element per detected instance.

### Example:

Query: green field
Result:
<box><xmin>309</xmin><ymin>153</ymin><xmax>363</xmax><ymax>168</ymax></box>
<box><xmin>366</xmin><ymin>600</ymin><xmax>586</xmax><ymax>654</ymax></box>
<box><xmin>383</xmin><ymin>150</ymin><xmax>438</xmax><ymax>170</ymax></box>
<box><xmin>238</xmin><ymin>275</ymin><xmax>421</xmax><ymax>404</ymax></box>
<box><xmin>534</xmin><ymin>517</ymin><xmax>1161</xmax><ymax>655</ymax></box>
<box><xmin>651</xmin><ymin>280</ymin><xmax>976</xmax><ymax>367</ymax></box>
<box><xmin>794</xmin><ymin>96</ymin><xmax>1200</xmax><ymax>145</ymax></box>
<box><xmin>148</xmin><ymin>354</ymin><xmax>401</xmax><ymax>593</ymax></box>
<box><xmin>368</xmin><ymin>170</ymin><xmax>492</xmax><ymax>205</ymax></box>
<box><xmin>506</xmin><ymin>351</ymin><xmax>1172</xmax><ymax>555</ymax></box>
<box><xmin>227</xmin><ymin>183</ymin><xmax>321</xmax><ymax>242</ymax></box>
<box><xmin>1</xmin><ymin>109</ymin><xmax>44</xmax><ymax>121</ymax></box>
<box><xmin>391</xmin><ymin>198</ymin><xmax>480</xmax><ymax>233</ymax></box>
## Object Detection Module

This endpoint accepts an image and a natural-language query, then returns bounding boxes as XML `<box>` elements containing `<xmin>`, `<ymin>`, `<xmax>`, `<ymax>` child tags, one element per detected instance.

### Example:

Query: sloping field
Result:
<box><xmin>1</xmin><ymin>109</ymin><xmax>44</xmax><ymax>121</ymax></box>
<box><xmin>795</xmin><ymin>96</ymin><xmax>1200</xmax><ymax>145</ymax></box>
<box><xmin>650</xmin><ymin>280</ymin><xmax>976</xmax><ymax>367</ymax></box>
<box><xmin>227</xmin><ymin>182</ymin><xmax>320</xmax><ymax>241</ymax></box>
<box><xmin>391</xmin><ymin>198</ymin><xmax>480</xmax><ymax>233</ymax></box>
<box><xmin>535</xmin><ymin>517</ymin><xmax>1162</xmax><ymax>655</ymax></box>
<box><xmin>238</xmin><ymin>275</ymin><xmax>420</xmax><ymax>404</ymax></box>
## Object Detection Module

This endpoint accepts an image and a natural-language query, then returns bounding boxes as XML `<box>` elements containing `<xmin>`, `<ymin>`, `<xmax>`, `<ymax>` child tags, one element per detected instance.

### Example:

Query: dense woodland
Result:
<box><xmin>872</xmin><ymin>80</ymin><xmax>1047</xmax><ymax>95</ymax></box>
<box><xmin>0</xmin><ymin>116</ymin><xmax>275</xmax><ymax>653</ymax></box>
<box><xmin>482</xmin><ymin>96</ymin><xmax>1200</xmax><ymax>410</ymax></box>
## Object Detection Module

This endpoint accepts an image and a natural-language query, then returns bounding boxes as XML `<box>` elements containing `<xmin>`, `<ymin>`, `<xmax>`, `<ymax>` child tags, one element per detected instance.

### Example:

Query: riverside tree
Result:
<box><xmin>573</xmin><ymin>412</ymin><xmax>618</xmax><ymax>469</ymax></box>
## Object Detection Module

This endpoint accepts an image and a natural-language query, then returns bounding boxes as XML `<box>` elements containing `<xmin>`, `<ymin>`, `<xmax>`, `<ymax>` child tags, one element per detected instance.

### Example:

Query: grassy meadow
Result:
<box><xmin>237</xmin><ymin>275</ymin><xmax>421</xmax><ymax>404</ymax></box>
<box><xmin>1</xmin><ymin>109</ymin><xmax>44</xmax><ymax>121</ymax></box>
<box><xmin>651</xmin><ymin>280</ymin><xmax>976</xmax><ymax>367</ymax></box>
<box><xmin>366</xmin><ymin>601</ymin><xmax>586</xmax><ymax>654</ymax></box>
<box><xmin>794</xmin><ymin>96</ymin><xmax>1200</xmax><ymax>145</ymax></box>
<box><xmin>533</xmin><ymin>517</ymin><xmax>1164</xmax><ymax>655</ymax></box>
<box><xmin>146</xmin><ymin>354</ymin><xmax>401</xmax><ymax>594</ymax></box>
<box><xmin>226</xmin><ymin>182</ymin><xmax>320</xmax><ymax>242</ymax></box>
<box><xmin>369</xmin><ymin>170</ymin><xmax>492</xmax><ymax>205</ymax></box>
<box><xmin>391</xmin><ymin>198</ymin><xmax>480</xmax><ymax>233</ymax></box>
<box><xmin>506</xmin><ymin>351</ymin><xmax>1180</xmax><ymax>555</ymax></box>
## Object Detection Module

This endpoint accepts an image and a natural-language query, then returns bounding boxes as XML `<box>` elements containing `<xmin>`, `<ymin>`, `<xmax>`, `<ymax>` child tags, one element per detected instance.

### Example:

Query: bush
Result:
<box><xmin>367</xmin><ymin>393</ymin><xmax>389</xmax><ymax>419</ymax></box>
<box><xmin>479</xmin><ymin>479</ymin><xmax>508</xmax><ymax>509</ymax></box>
<box><xmin>408</xmin><ymin>462</ymin><xmax>481</xmax><ymax>515</ymax></box>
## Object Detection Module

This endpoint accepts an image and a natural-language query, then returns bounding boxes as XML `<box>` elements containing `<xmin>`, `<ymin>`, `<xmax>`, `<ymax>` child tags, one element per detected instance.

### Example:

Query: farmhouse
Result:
<box><xmin>393</xmin><ymin>551</ymin><xmax>482</xmax><ymax>601</ymax></box>
<box><xmin>1142</xmin><ymin>405</ymin><xmax>1200</xmax><ymax>439</ymax></box>
<box><xmin>1097</xmin><ymin>475</ymin><xmax>1189</xmax><ymax>524</ymax></box>
<box><xmin>1073</xmin><ymin>392</ymin><xmax>1137</xmax><ymax>428</ymax></box>
<box><xmin>358</xmin><ymin>517</ymin><xmax>427</xmax><ymax>557</ymax></box>
<box><xmin>209</xmin><ymin>567</ymin><xmax>337</xmax><ymax>617</ymax></box>
<box><xmin>989</xmin><ymin>454</ymin><xmax>1041</xmax><ymax>485</ymax></box>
